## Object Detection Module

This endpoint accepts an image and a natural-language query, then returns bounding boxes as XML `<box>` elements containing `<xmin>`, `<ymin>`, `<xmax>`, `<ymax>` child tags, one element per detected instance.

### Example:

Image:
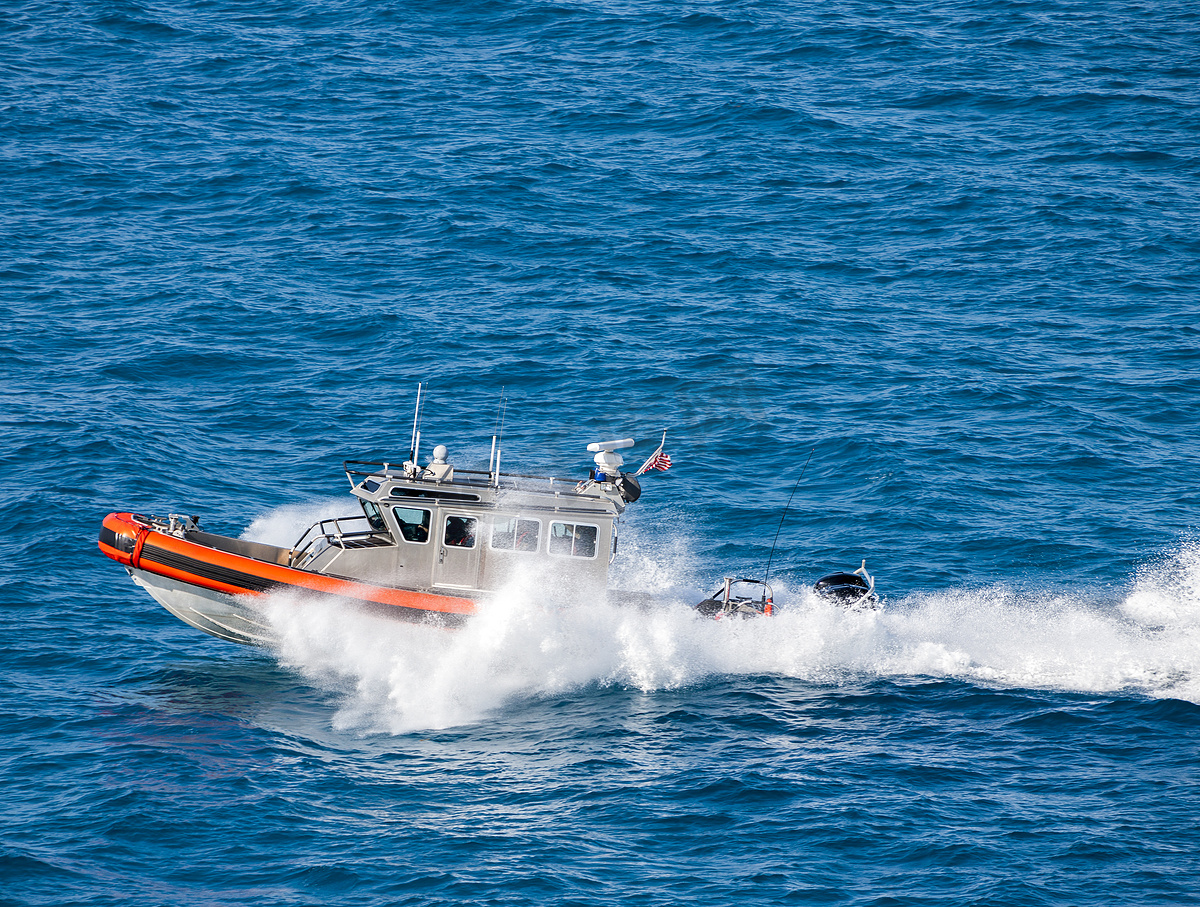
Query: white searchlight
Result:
<box><xmin>587</xmin><ymin>438</ymin><xmax>635</xmax><ymax>482</ymax></box>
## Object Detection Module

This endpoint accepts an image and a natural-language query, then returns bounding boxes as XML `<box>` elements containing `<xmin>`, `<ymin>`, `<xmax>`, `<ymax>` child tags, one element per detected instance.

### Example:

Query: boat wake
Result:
<box><xmin>246</xmin><ymin>507</ymin><xmax>1200</xmax><ymax>732</ymax></box>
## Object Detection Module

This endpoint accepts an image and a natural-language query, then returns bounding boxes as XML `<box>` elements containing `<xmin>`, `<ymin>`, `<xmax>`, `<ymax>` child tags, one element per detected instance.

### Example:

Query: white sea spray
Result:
<box><xmin>257</xmin><ymin>503</ymin><xmax>1200</xmax><ymax>732</ymax></box>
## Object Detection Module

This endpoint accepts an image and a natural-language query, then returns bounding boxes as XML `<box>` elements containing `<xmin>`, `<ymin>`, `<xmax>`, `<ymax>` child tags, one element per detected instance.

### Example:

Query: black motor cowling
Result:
<box><xmin>813</xmin><ymin>571</ymin><xmax>875</xmax><ymax>606</ymax></box>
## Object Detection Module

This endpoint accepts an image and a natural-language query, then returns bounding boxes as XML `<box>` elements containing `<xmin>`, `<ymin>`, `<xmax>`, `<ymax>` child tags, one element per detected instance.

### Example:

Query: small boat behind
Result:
<box><xmin>694</xmin><ymin>454</ymin><xmax>881</xmax><ymax>619</ymax></box>
<box><xmin>695</xmin><ymin>561</ymin><xmax>879</xmax><ymax>619</ymax></box>
<box><xmin>695</xmin><ymin>578</ymin><xmax>776</xmax><ymax>619</ymax></box>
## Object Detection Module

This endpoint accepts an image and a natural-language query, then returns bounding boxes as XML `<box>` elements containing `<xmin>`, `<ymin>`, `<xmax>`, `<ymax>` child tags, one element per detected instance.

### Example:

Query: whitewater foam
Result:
<box><xmin>1123</xmin><ymin>538</ymin><xmax>1200</xmax><ymax>629</ymax></box>
<box><xmin>240</xmin><ymin>498</ymin><xmax>350</xmax><ymax>547</ymax></box>
<box><xmin>250</xmin><ymin>503</ymin><xmax>1200</xmax><ymax>732</ymax></box>
<box><xmin>263</xmin><ymin>580</ymin><xmax>1200</xmax><ymax>733</ymax></box>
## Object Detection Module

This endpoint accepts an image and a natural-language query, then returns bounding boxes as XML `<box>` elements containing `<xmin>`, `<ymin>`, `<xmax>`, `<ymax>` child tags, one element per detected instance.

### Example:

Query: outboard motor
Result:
<box><xmin>813</xmin><ymin>561</ymin><xmax>879</xmax><ymax>609</ymax></box>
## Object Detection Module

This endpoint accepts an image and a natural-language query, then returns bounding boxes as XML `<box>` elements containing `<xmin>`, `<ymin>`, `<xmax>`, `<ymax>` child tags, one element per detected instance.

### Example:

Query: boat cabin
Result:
<box><xmin>288</xmin><ymin>448</ymin><xmax>633</xmax><ymax>600</ymax></box>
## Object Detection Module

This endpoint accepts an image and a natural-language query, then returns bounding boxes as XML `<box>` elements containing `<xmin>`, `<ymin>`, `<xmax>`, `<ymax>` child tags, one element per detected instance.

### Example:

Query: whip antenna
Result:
<box><xmin>490</xmin><ymin>388</ymin><xmax>507</xmax><ymax>486</ymax></box>
<box><xmin>408</xmin><ymin>382</ymin><xmax>424</xmax><ymax>465</ymax></box>
<box><xmin>764</xmin><ymin>448</ymin><xmax>814</xmax><ymax>583</ymax></box>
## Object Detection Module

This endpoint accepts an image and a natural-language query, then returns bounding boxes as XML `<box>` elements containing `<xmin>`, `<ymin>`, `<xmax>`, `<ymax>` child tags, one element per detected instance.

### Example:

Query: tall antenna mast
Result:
<box><xmin>764</xmin><ymin>448</ymin><xmax>814</xmax><ymax>583</ymax></box>
<box><xmin>408</xmin><ymin>382</ymin><xmax>423</xmax><ymax>465</ymax></box>
<box><xmin>490</xmin><ymin>389</ymin><xmax>507</xmax><ymax>486</ymax></box>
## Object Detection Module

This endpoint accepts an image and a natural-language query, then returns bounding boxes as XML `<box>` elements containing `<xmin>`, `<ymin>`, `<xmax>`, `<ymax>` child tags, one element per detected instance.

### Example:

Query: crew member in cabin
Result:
<box><xmin>445</xmin><ymin>516</ymin><xmax>474</xmax><ymax>547</ymax></box>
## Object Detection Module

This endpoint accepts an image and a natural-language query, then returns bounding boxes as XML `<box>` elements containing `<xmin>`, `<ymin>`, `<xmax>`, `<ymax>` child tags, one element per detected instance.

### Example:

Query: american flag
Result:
<box><xmin>634</xmin><ymin>433</ymin><xmax>672</xmax><ymax>476</ymax></box>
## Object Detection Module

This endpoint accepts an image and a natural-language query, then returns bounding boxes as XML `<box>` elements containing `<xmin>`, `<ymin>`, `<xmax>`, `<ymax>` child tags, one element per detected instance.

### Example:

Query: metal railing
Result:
<box><xmin>342</xmin><ymin>460</ymin><xmax>581</xmax><ymax>493</ymax></box>
<box><xmin>290</xmin><ymin>515</ymin><xmax>385</xmax><ymax>568</ymax></box>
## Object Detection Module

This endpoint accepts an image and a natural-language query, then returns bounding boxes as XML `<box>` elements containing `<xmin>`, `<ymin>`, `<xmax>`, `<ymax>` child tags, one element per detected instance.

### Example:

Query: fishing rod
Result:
<box><xmin>763</xmin><ymin>448</ymin><xmax>814</xmax><ymax>583</ymax></box>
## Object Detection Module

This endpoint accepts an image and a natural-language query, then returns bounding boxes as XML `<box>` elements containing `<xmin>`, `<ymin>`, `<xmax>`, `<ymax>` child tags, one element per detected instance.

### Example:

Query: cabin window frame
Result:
<box><xmin>547</xmin><ymin>521</ymin><xmax>600</xmax><ymax>559</ymax></box>
<box><xmin>389</xmin><ymin>505</ymin><xmax>432</xmax><ymax>544</ymax></box>
<box><xmin>490</xmin><ymin>516</ymin><xmax>541</xmax><ymax>553</ymax></box>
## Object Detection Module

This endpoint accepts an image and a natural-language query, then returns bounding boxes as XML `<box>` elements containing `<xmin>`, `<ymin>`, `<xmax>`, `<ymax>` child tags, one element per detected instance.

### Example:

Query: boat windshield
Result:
<box><xmin>362</xmin><ymin>501</ymin><xmax>386</xmax><ymax>533</ymax></box>
<box><xmin>727</xmin><ymin>580</ymin><xmax>770</xmax><ymax>602</ymax></box>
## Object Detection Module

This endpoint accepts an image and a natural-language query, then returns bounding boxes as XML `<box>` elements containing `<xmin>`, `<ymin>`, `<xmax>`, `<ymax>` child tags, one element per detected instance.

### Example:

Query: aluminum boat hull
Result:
<box><xmin>100</xmin><ymin>512</ymin><xmax>477</xmax><ymax>646</ymax></box>
<box><xmin>129</xmin><ymin>568</ymin><xmax>275</xmax><ymax>645</ymax></box>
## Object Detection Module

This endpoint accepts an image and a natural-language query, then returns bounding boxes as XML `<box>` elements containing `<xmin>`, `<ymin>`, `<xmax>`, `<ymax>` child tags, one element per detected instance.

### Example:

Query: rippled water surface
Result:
<box><xmin>4</xmin><ymin>0</ymin><xmax>1200</xmax><ymax>904</ymax></box>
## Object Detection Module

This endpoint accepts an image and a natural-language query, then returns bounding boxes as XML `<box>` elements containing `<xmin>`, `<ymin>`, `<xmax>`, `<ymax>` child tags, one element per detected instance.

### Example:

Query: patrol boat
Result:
<box><xmin>98</xmin><ymin>424</ymin><xmax>661</xmax><ymax>646</ymax></box>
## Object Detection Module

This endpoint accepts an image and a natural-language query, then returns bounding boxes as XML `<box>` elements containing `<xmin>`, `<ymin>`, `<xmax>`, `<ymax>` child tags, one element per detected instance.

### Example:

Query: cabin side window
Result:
<box><xmin>444</xmin><ymin>515</ymin><xmax>477</xmax><ymax>549</ymax></box>
<box><xmin>548</xmin><ymin>522</ymin><xmax>598</xmax><ymax>558</ymax></box>
<box><xmin>391</xmin><ymin>506</ymin><xmax>431</xmax><ymax>543</ymax></box>
<box><xmin>491</xmin><ymin>517</ymin><xmax>540</xmax><ymax>553</ymax></box>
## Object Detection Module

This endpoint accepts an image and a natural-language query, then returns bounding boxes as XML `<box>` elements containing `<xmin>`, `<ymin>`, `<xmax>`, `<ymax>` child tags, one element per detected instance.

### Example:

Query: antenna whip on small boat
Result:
<box><xmin>764</xmin><ymin>448</ymin><xmax>814</xmax><ymax>583</ymax></box>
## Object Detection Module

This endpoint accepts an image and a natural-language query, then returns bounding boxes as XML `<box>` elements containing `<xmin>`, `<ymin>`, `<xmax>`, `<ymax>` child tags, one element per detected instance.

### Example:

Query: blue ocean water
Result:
<box><xmin>4</xmin><ymin>0</ymin><xmax>1200</xmax><ymax>903</ymax></box>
